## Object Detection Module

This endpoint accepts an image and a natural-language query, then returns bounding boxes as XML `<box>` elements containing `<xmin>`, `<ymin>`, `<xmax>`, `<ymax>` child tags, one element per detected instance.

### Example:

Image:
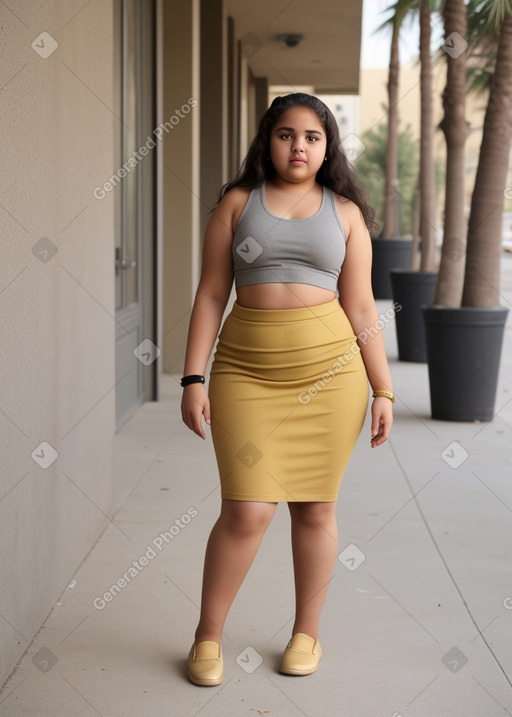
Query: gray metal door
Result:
<box><xmin>115</xmin><ymin>0</ymin><xmax>157</xmax><ymax>430</ymax></box>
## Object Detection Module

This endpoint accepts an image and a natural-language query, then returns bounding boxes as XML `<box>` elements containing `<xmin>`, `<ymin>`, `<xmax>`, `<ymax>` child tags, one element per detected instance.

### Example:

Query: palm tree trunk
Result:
<box><xmin>462</xmin><ymin>12</ymin><xmax>512</xmax><ymax>307</ymax></box>
<box><xmin>410</xmin><ymin>183</ymin><xmax>421</xmax><ymax>270</ymax></box>
<box><xmin>383</xmin><ymin>20</ymin><xmax>400</xmax><ymax>237</ymax></box>
<box><xmin>419</xmin><ymin>0</ymin><xmax>437</xmax><ymax>272</ymax></box>
<box><xmin>434</xmin><ymin>0</ymin><xmax>469</xmax><ymax>305</ymax></box>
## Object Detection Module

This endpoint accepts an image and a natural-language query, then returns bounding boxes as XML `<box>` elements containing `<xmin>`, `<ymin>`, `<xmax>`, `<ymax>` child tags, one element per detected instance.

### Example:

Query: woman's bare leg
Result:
<box><xmin>287</xmin><ymin>501</ymin><xmax>338</xmax><ymax>640</ymax></box>
<box><xmin>194</xmin><ymin>499</ymin><xmax>277</xmax><ymax>644</ymax></box>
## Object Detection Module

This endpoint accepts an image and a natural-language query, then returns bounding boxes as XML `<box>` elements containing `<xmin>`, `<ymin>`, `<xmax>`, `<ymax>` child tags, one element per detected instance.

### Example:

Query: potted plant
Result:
<box><xmin>423</xmin><ymin>0</ymin><xmax>511</xmax><ymax>421</ymax></box>
<box><xmin>371</xmin><ymin>0</ymin><xmax>415</xmax><ymax>298</ymax></box>
<box><xmin>390</xmin><ymin>0</ymin><xmax>439</xmax><ymax>362</ymax></box>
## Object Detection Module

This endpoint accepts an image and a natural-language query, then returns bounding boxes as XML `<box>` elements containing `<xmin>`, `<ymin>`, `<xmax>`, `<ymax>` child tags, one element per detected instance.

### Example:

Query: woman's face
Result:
<box><xmin>269</xmin><ymin>106</ymin><xmax>327</xmax><ymax>184</ymax></box>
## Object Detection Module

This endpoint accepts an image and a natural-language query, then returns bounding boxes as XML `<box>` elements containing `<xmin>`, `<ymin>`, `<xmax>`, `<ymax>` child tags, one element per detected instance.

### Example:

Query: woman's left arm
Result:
<box><xmin>337</xmin><ymin>199</ymin><xmax>394</xmax><ymax>447</ymax></box>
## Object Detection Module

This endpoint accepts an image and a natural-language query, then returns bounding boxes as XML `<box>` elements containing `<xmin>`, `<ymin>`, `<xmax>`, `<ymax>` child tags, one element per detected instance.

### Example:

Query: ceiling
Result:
<box><xmin>225</xmin><ymin>0</ymin><xmax>363</xmax><ymax>94</ymax></box>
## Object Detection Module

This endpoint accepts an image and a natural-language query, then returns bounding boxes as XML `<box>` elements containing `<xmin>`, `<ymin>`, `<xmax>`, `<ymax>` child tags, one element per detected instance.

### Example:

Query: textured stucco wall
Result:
<box><xmin>0</xmin><ymin>0</ymin><xmax>116</xmax><ymax>687</ymax></box>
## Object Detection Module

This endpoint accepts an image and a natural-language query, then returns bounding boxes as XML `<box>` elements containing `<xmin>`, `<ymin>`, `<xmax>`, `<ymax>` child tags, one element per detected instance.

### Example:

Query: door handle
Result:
<box><xmin>115</xmin><ymin>247</ymin><xmax>137</xmax><ymax>275</ymax></box>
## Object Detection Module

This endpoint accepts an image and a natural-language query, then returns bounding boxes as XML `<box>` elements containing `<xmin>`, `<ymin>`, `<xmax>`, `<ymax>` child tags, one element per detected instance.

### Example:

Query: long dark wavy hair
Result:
<box><xmin>216</xmin><ymin>92</ymin><xmax>378</xmax><ymax>234</ymax></box>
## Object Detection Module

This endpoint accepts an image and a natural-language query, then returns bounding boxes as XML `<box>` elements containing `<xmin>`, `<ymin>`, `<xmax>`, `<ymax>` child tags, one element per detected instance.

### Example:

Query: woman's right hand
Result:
<box><xmin>181</xmin><ymin>384</ymin><xmax>211</xmax><ymax>439</ymax></box>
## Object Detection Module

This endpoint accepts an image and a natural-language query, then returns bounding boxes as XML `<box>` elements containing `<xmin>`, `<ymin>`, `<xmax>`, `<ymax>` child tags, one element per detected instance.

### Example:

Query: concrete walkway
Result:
<box><xmin>2</xmin><ymin>257</ymin><xmax>512</xmax><ymax>717</ymax></box>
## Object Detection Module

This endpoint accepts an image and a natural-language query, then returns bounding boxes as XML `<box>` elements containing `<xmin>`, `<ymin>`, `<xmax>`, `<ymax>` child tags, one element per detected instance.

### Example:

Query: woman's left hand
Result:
<box><xmin>370</xmin><ymin>397</ymin><xmax>394</xmax><ymax>447</ymax></box>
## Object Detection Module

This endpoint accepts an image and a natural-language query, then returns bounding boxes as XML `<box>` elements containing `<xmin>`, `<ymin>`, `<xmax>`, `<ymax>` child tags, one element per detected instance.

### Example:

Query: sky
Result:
<box><xmin>361</xmin><ymin>0</ymin><xmax>445</xmax><ymax>69</ymax></box>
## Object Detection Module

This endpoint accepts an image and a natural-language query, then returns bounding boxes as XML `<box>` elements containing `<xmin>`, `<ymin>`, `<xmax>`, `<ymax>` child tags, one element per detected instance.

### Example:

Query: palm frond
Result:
<box><xmin>486</xmin><ymin>0</ymin><xmax>512</xmax><ymax>28</ymax></box>
<box><xmin>466</xmin><ymin>0</ymin><xmax>501</xmax><ymax>47</ymax></box>
<box><xmin>466</xmin><ymin>63</ymin><xmax>494</xmax><ymax>95</ymax></box>
<box><xmin>374</xmin><ymin>0</ymin><xmax>420</xmax><ymax>35</ymax></box>
<box><xmin>464</xmin><ymin>0</ymin><xmax>512</xmax><ymax>93</ymax></box>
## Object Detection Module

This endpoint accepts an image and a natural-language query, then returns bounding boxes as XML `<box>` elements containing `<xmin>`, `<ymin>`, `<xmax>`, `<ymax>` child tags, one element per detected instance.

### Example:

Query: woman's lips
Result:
<box><xmin>290</xmin><ymin>158</ymin><xmax>306</xmax><ymax>164</ymax></box>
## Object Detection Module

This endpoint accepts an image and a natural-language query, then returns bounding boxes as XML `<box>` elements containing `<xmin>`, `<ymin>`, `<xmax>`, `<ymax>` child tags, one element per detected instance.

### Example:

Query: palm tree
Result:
<box><xmin>355</xmin><ymin>121</ymin><xmax>420</xmax><ymax>234</ymax></box>
<box><xmin>435</xmin><ymin>0</ymin><xmax>512</xmax><ymax>307</ymax></box>
<box><xmin>378</xmin><ymin>0</ymin><xmax>440</xmax><ymax>258</ymax></box>
<box><xmin>462</xmin><ymin>2</ymin><xmax>512</xmax><ymax>306</ymax></box>
<box><xmin>434</xmin><ymin>0</ymin><xmax>469</xmax><ymax>306</ymax></box>
<box><xmin>466</xmin><ymin>0</ymin><xmax>500</xmax><ymax>95</ymax></box>
<box><xmin>380</xmin><ymin>0</ymin><xmax>416</xmax><ymax>237</ymax></box>
<box><xmin>418</xmin><ymin>0</ymin><xmax>437</xmax><ymax>271</ymax></box>
<box><xmin>423</xmin><ymin>0</ymin><xmax>512</xmax><ymax>421</ymax></box>
<box><xmin>383</xmin><ymin>0</ymin><xmax>441</xmax><ymax>362</ymax></box>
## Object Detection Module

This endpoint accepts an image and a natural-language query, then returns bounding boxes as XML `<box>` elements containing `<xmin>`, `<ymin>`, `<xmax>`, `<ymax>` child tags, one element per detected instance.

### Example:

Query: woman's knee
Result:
<box><xmin>219</xmin><ymin>500</ymin><xmax>276</xmax><ymax>537</ymax></box>
<box><xmin>289</xmin><ymin>501</ymin><xmax>336</xmax><ymax>529</ymax></box>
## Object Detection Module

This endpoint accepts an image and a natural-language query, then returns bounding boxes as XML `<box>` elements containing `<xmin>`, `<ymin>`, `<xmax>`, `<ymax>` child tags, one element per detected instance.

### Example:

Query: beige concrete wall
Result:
<box><xmin>162</xmin><ymin>0</ymin><xmax>200</xmax><ymax>373</ymax></box>
<box><xmin>0</xmin><ymin>1</ymin><xmax>116</xmax><ymax>687</ymax></box>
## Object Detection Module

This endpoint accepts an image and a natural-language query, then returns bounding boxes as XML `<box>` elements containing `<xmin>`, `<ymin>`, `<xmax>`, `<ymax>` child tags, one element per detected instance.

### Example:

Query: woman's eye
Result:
<box><xmin>279</xmin><ymin>134</ymin><xmax>318</xmax><ymax>142</ymax></box>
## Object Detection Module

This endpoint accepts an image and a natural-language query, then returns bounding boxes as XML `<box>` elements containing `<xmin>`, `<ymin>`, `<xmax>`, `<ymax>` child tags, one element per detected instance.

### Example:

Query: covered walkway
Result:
<box><xmin>1</xmin><ymin>259</ymin><xmax>511</xmax><ymax>716</ymax></box>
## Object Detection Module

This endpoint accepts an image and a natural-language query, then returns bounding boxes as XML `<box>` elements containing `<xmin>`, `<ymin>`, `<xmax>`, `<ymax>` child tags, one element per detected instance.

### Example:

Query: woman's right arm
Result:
<box><xmin>180</xmin><ymin>192</ymin><xmax>238</xmax><ymax>438</ymax></box>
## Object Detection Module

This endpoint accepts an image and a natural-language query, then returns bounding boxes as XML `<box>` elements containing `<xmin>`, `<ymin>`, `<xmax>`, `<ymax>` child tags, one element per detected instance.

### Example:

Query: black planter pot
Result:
<box><xmin>422</xmin><ymin>306</ymin><xmax>509</xmax><ymax>421</ymax></box>
<box><xmin>371</xmin><ymin>237</ymin><xmax>413</xmax><ymax>299</ymax></box>
<box><xmin>390</xmin><ymin>270</ymin><xmax>438</xmax><ymax>363</ymax></box>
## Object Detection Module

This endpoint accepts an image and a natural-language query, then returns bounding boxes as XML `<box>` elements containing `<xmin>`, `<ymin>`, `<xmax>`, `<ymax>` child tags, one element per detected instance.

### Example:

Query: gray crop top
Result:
<box><xmin>232</xmin><ymin>181</ymin><xmax>346</xmax><ymax>291</ymax></box>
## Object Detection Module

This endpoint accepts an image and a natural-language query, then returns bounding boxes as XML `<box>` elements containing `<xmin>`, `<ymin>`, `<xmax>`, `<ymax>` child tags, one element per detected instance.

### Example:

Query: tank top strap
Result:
<box><xmin>324</xmin><ymin>186</ymin><xmax>345</xmax><ymax>236</ymax></box>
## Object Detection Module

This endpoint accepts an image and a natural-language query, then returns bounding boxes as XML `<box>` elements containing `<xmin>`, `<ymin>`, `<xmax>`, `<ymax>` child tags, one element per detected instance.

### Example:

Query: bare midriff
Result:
<box><xmin>236</xmin><ymin>283</ymin><xmax>337</xmax><ymax>310</ymax></box>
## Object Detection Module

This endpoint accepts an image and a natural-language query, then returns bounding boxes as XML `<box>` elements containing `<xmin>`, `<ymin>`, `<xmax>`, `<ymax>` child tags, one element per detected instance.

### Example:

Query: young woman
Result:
<box><xmin>181</xmin><ymin>93</ymin><xmax>394</xmax><ymax>686</ymax></box>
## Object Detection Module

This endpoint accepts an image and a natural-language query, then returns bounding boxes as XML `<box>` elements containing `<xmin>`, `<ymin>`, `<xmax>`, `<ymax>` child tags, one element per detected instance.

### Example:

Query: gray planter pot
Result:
<box><xmin>371</xmin><ymin>237</ymin><xmax>413</xmax><ymax>299</ymax></box>
<box><xmin>390</xmin><ymin>270</ymin><xmax>438</xmax><ymax>362</ymax></box>
<box><xmin>422</xmin><ymin>306</ymin><xmax>509</xmax><ymax>421</ymax></box>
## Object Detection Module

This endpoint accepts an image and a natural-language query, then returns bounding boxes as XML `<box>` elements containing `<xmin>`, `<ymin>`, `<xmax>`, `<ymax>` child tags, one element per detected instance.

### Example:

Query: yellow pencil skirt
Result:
<box><xmin>208</xmin><ymin>298</ymin><xmax>369</xmax><ymax>502</ymax></box>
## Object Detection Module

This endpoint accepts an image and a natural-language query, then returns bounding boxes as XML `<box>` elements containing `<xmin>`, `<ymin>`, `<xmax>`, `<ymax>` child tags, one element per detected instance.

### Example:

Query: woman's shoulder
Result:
<box><xmin>331</xmin><ymin>192</ymin><xmax>357</xmax><ymax>213</ymax></box>
<box><xmin>330</xmin><ymin>193</ymin><xmax>364</xmax><ymax>236</ymax></box>
<box><xmin>216</xmin><ymin>186</ymin><xmax>253</xmax><ymax>233</ymax></box>
<box><xmin>224</xmin><ymin>185</ymin><xmax>252</xmax><ymax>204</ymax></box>
<box><xmin>216</xmin><ymin>186</ymin><xmax>252</xmax><ymax>212</ymax></box>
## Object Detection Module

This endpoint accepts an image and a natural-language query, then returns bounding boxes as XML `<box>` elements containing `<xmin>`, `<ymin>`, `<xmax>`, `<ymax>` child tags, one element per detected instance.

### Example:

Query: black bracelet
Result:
<box><xmin>180</xmin><ymin>374</ymin><xmax>205</xmax><ymax>387</ymax></box>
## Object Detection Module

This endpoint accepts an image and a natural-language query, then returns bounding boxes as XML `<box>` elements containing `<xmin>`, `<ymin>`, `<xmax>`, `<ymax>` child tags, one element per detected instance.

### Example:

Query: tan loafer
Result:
<box><xmin>279</xmin><ymin>633</ymin><xmax>322</xmax><ymax>676</ymax></box>
<box><xmin>187</xmin><ymin>641</ymin><xmax>223</xmax><ymax>686</ymax></box>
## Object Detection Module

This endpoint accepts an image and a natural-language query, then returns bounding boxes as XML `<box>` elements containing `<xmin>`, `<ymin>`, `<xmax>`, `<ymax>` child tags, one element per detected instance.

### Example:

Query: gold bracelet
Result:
<box><xmin>372</xmin><ymin>390</ymin><xmax>396</xmax><ymax>403</ymax></box>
